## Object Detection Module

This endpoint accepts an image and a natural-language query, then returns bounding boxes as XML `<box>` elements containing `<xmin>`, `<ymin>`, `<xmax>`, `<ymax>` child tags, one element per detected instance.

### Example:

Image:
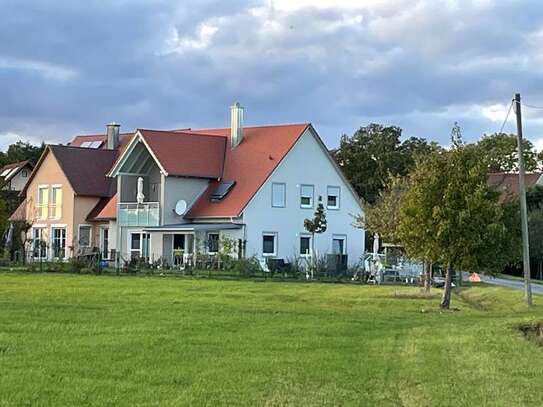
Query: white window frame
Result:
<box><xmin>300</xmin><ymin>184</ymin><xmax>314</xmax><ymax>209</ymax></box>
<box><xmin>50</xmin><ymin>185</ymin><xmax>62</xmax><ymax>219</ymax></box>
<box><xmin>207</xmin><ymin>232</ymin><xmax>220</xmax><ymax>254</ymax></box>
<box><xmin>31</xmin><ymin>226</ymin><xmax>47</xmax><ymax>259</ymax></box>
<box><xmin>78</xmin><ymin>224</ymin><xmax>92</xmax><ymax>248</ymax></box>
<box><xmin>262</xmin><ymin>232</ymin><xmax>278</xmax><ymax>257</ymax></box>
<box><xmin>129</xmin><ymin>231</ymin><xmax>151</xmax><ymax>260</ymax></box>
<box><xmin>299</xmin><ymin>233</ymin><xmax>312</xmax><ymax>257</ymax></box>
<box><xmin>100</xmin><ymin>227</ymin><xmax>110</xmax><ymax>260</ymax></box>
<box><xmin>331</xmin><ymin>234</ymin><xmax>347</xmax><ymax>255</ymax></box>
<box><xmin>51</xmin><ymin>226</ymin><xmax>67</xmax><ymax>260</ymax></box>
<box><xmin>37</xmin><ymin>185</ymin><xmax>49</xmax><ymax>220</ymax></box>
<box><xmin>271</xmin><ymin>182</ymin><xmax>286</xmax><ymax>208</ymax></box>
<box><xmin>327</xmin><ymin>186</ymin><xmax>341</xmax><ymax>210</ymax></box>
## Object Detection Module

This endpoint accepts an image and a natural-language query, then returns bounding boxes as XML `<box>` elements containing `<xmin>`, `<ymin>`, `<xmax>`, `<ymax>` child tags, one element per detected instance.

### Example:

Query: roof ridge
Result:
<box><xmin>139</xmin><ymin>128</ymin><xmax>227</xmax><ymax>140</ymax></box>
<box><xmin>50</xmin><ymin>144</ymin><xmax>117</xmax><ymax>153</ymax></box>
<box><xmin>187</xmin><ymin>122</ymin><xmax>310</xmax><ymax>132</ymax></box>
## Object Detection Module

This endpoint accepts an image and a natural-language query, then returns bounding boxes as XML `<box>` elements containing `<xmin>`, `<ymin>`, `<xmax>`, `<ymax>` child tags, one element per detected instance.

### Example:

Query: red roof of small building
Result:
<box><xmin>185</xmin><ymin>123</ymin><xmax>310</xmax><ymax>218</ymax></box>
<box><xmin>488</xmin><ymin>172</ymin><xmax>542</xmax><ymax>202</ymax></box>
<box><xmin>138</xmin><ymin>130</ymin><xmax>226</xmax><ymax>178</ymax></box>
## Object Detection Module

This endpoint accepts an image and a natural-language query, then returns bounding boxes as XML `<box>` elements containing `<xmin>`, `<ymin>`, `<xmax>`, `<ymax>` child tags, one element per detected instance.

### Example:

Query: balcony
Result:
<box><xmin>118</xmin><ymin>202</ymin><xmax>160</xmax><ymax>227</ymax></box>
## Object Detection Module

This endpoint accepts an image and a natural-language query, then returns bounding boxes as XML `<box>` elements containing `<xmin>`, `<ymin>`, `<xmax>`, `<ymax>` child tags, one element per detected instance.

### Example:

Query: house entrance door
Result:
<box><xmin>173</xmin><ymin>234</ymin><xmax>185</xmax><ymax>266</ymax></box>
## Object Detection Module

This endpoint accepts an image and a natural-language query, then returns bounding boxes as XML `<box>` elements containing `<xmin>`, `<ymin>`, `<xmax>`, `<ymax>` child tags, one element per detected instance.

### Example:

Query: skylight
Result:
<box><xmin>1</xmin><ymin>169</ymin><xmax>11</xmax><ymax>177</ymax></box>
<box><xmin>80</xmin><ymin>140</ymin><xmax>103</xmax><ymax>149</ymax></box>
<box><xmin>210</xmin><ymin>180</ymin><xmax>236</xmax><ymax>202</ymax></box>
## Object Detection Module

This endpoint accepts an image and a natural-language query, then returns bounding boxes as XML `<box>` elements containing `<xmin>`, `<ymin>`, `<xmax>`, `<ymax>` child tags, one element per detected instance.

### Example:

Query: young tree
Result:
<box><xmin>399</xmin><ymin>147</ymin><xmax>518</xmax><ymax>309</ymax></box>
<box><xmin>304</xmin><ymin>200</ymin><xmax>327</xmax><ymax>277</ymax></box>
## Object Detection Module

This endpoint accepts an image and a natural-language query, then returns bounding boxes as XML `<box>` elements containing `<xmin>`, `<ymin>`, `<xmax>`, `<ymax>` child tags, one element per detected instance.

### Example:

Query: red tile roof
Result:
<box><xmin>488</xmin><ymin>172</ymin><xmax>542</xmax><ymax>202</ymax></box>
<box><xmin>186</xmin><ymin>123</ymin><xmax>309</xmax><ymax>218</ymax></box>
<box><xmin>138</xmin><ymin>130</ymin><xmax>226</xmax><ymax>178</ymax></box>
<box><xmin>87</xmin><ymin>195</ymin><xmax>117</xmax><ymax>221</ymax></box>
<box><xmin>69</xmin><ymin>133</ymin><xmax>134</xmax><ymax>150</ymax></box>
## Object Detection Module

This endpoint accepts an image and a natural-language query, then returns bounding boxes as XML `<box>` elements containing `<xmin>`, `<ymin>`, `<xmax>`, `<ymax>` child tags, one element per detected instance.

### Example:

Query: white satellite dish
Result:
<box><xmin>174</xmin><ymin>200</ymin><xmax>187</xmax><ymax>216</ymax></box>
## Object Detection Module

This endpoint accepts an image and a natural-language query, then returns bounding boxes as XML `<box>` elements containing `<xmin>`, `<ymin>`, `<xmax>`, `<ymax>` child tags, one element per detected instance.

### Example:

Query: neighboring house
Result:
<box><xmin>16</xmin><ymin>125</ymin><xmax>132</xmax><ymax>261</ymax></box>
<box><xmin>14</xmin><ymin>104</ymin><xmax>365</xmax><ymax>265</ymax></box>
<box><xmin>0</xmin><ymin>161</ymin><xmax>33</xmax><ymax>191</ymax></box>
<box><xmin>488</xmin><ymin>172</ymin><xmax>543</xmax><ymax>202</ymax></box>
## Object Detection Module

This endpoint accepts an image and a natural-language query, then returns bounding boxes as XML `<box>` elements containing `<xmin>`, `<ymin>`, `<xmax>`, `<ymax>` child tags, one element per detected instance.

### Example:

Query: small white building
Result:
<box><xmin>106</xmin><ymin>104</ymin><xmax>365</xmax><ymax>267</ymax></box>
<box><xmin>1</xmin><ymin>160</ymin><xmax>33</xmax><ymax>192</ymax></box>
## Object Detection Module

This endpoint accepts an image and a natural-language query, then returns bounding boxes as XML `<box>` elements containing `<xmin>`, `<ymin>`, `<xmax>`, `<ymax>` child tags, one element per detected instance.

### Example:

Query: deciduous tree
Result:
<box><xmin>399</xmin><ymin>147</ymin><xmax>519</xmax><ymax>308</ymax></box>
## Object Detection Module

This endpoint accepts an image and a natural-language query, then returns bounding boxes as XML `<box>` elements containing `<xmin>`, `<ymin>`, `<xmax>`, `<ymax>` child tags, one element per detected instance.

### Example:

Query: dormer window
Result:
<box><xmin>210</xmin><ymin>180</ymin><xmax>236</xmax><ymax>202</ymax></box>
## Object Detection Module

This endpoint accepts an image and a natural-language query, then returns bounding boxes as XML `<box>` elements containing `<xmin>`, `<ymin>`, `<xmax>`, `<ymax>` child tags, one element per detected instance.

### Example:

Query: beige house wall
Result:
<box><xmin>25</xmin><ymin>152</ymin><xmax>75</xmax><ymax>257</ymax></box>
<box><xmin>24</xmin><ymin>151</ymin><xmax>108</xmax><ymax>259</ymax></box>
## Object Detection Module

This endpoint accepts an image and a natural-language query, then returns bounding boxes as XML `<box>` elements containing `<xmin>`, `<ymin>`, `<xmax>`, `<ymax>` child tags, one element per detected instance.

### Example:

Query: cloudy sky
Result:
<box><xmin>2</xmin><ymin>0</ymin><xmax>543</xmax><ymax>150</ymax></box>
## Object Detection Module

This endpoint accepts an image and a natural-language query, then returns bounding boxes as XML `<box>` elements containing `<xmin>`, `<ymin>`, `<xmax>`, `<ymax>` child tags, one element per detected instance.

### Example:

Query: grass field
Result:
<box><xmin>0</xmin><ymin>272</ymin><xmax>542</xmax><ymax>406</ymax></box>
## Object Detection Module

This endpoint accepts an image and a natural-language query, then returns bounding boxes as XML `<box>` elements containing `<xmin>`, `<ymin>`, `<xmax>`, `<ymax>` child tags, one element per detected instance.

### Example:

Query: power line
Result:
<box><xmin>499</xmin><ymin>99</ymin><xmax>513</xmax><ymax>134</ymax></box>
<box><xmin>521</xmin><ymin>102</ymin><xmax>543</xmax><ymax>110</ymax></box>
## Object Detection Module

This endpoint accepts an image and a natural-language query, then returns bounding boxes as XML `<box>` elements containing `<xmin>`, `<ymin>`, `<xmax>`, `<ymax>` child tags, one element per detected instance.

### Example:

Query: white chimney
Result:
<box><xmin>230</xmin><ymin>102</ymin><xmax>244</xmax><ymax>148</ymax></box>
<box><xmin>106</xmin><ymin>122</ymin><xmax>120</xmax><ymax>150</ymax></box>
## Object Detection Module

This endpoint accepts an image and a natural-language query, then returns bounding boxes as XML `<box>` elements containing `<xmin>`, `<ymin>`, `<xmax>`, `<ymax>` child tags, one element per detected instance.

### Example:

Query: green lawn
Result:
<box><xmin>0</xmin><ymin>273</ymin><xmax>542</xmax><ymax>406</ymax></box>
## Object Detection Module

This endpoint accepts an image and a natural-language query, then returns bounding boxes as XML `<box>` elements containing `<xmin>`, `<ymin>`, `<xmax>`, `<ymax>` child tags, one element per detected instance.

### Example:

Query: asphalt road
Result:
<box><xmin>466</xmin><ymin>273</ymin><xmax>543</xmax><ymax>295</ymax></box>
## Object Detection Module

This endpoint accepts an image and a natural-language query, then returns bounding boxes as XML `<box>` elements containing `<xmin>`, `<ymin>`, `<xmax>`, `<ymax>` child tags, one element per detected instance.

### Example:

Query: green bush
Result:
<box><xmin>230</xmin><ymin>256</ymin><xmax>262</xmax><ymax>276</ymax></box>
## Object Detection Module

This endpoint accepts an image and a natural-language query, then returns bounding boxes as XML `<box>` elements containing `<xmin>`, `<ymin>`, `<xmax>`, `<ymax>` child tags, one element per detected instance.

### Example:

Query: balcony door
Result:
<box><xmin>172</xmin><ymin>234</ymin><xmax>185</xmax><ymax>266</ymax></box>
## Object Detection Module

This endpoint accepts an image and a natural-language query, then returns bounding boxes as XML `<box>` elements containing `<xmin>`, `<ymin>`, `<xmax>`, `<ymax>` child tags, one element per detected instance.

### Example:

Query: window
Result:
<box><xmin>32</xmin><ymin>227</ymin><xmax>47</xmax><ymax>259</ymax></box>
<box><xmin>38</xmin><ymin>186</ymin><xmax>49</xmax><ymax>220</ymax></box>
<box><xmin>300</xmin><ymin>234</ymin><xmax>311</xmax><ymax>256</ymax></box>
<box><xmin>332</xmin><ymin>235</ymin><xmax>347</xmax><ymax>255</ymax></box>
<box><xmin>50</xmin><ymin>186</ymin><xmax>62</xmax><ymax>219</ymax></box>
<box><xmin>327</xmin><ymin>186</ymin><xmax>340</xmax><ymax>209</ymax></box>
<box><xmin>130</xmin><ymin>232</ymin><xmax>150</xmax><ymax>260</ymax></box>
<box><xmin>262</xmin><ymin>233</ymin><xmax>277</xmax><ymax>256</ymax></box>
<box><xmin>271</xmin><ymin>183</ymin><xmax>286</xmax><ymax>208</ymax></box>
<box><xmin>78</xmin><ymin>225</ymin><xmax>91</xmax><ymax>248</ymax></box>
<box><xmin>51</xmin><ymin>228</ymin><xmax>66</xmax><ymax>259</ymax></box>
<box><xmin>100</xmin><ymin>228</ymin><xmax>109</xmax><ymax>259</ymax></box>
<box><xmin>207</xmin><ymin>233</ymin><xmax>220</xmax><ymax>254</ymax></box>
<box><xmin>21</xmin><ymin>169</ymin><xmax>28</xmax><ymax>178</ymax></box>
<box><xmin>300</xmin><ymin>184</ymin><xmax>314</xmax><ymax>208</ymax></box>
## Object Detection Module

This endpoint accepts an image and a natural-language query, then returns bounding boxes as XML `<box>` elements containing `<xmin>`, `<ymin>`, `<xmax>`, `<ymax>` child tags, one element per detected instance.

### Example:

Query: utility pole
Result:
<box><xmin>514</xmin><ymin>93</ymin><xmax>533</xmax><ymax>306</ymax></box>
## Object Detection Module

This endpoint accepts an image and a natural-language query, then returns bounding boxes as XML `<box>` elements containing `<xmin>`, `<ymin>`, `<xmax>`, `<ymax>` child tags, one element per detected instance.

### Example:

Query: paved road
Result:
<box><xmin>465</xmin><ymin>273</ymin><xmax>543</xmax><ymax>295</ymax></box>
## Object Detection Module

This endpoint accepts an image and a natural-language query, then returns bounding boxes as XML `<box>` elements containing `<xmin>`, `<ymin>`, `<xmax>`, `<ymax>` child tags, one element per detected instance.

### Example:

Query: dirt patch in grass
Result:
<box><xmin>519</xmin><ymin>321</ymin><xmax>543</xmax><ymax>347</ymax></box>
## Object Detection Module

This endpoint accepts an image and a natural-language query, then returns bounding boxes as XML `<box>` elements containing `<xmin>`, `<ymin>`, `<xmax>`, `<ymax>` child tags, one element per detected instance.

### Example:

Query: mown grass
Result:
<box><xmin>0</xmin><ymin>272</ymin><xmax>542</xmax><ymax>406</ymax></box>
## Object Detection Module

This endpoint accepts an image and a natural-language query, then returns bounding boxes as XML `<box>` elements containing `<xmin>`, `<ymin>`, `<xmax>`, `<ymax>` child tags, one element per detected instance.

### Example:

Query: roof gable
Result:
<box><xmin>109</xmin><ymin>130</ymin><xmax>226</xmax><ymax>179</ymax></box>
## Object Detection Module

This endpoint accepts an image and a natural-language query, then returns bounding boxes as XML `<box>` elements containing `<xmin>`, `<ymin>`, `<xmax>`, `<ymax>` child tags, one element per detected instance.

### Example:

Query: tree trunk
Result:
<box><xmin>423</xmin><ymin>261</ymin><xmax>431</xmax><ymax>293</ymax></box>
<box><xmin>440</xmin><ymin>263</ymin><xmax>453</xmax><ymax>309</ymax></box>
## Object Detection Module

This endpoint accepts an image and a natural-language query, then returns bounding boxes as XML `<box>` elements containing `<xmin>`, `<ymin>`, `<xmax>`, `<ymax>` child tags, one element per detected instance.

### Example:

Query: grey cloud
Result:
<box><xmin>1</xmin><ymin>0</ymin><xmax>543</xmax><ymax>150</ymax></box>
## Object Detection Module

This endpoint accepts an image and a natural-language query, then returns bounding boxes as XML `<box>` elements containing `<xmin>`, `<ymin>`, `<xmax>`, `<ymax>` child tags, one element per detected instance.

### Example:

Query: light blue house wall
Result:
<box><xmin>241</xmin><ymin>127</ymin><xmax>364</xmax><ymax>265</ymax></box>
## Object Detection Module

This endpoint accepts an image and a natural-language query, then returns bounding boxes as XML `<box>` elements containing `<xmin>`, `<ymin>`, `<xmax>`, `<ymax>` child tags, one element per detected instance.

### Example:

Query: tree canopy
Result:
<box><xmin>0</xmin><ymin>141</ymin><xmax>45</xmax><ymax>168</ymax></box>
<box><xmin>331</xmin><ymin>124</ymin><xmax>440</xmax><ymax>204</ymax></box>
<box><xmin>476</xmin><ymin>133</ymin><xmax>539</xmax><ymax>172</ymax></box>
<box><xmin>360</xmin><ymin>175</ymin><xmax>407</xmax><ymax>244</ymax></box>
<box><xmin>399</xmin><ymin>147</ymin><xmax>520</xmax><ymax>308</ymax></box>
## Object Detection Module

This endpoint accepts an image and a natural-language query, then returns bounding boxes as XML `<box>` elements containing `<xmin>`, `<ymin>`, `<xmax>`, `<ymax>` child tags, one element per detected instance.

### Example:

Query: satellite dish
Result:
<box><xmin>174</xmin><ymin>200</ymin><xmax>187</xmax><ymax>216</ymax></box>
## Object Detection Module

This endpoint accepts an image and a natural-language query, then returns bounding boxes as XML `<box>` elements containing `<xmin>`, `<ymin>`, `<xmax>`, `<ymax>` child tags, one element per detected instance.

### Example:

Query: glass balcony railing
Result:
<box><xmin>118</xmin><ymin>202</ymin><xmax>160</xmax><ymax>227</ymax></box>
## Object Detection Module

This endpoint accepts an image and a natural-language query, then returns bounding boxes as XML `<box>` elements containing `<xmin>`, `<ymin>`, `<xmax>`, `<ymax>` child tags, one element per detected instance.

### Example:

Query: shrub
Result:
<box><xmin>231</xmin><ymin>256</ymin><xmax>262</xmax><ymax>276</ymax></box>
